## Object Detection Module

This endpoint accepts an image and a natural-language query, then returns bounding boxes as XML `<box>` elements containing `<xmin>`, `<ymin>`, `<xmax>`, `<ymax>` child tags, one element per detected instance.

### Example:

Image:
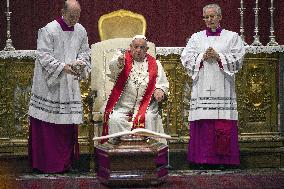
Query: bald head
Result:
<box><xmin>62</xmin><ymin>0</ymin><xmax>81</xmax><ymax>26</ymax></box>
<box><xmin>64</xmin><ymin>0</ymin><xmax>80</xmax><ymax>12</ymax></box>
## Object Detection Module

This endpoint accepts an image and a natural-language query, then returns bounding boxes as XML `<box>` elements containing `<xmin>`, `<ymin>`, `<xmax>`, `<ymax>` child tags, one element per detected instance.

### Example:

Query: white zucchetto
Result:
<box><xmin>132</xmin><ymin>35</ymin><xmax>147</xmax><ymax>41</ymax></box>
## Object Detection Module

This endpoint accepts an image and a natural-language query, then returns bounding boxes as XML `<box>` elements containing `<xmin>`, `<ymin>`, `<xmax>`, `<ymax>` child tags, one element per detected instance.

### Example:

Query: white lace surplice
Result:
<box><xmin>28</xmin><ymin>20</ymin><xmax>91</xmax><ymax>124</ymax></box>
<box><xmin>181</xmin><ymin>29</ymin><xmax>245</xmax><ymax>121</ymax></box>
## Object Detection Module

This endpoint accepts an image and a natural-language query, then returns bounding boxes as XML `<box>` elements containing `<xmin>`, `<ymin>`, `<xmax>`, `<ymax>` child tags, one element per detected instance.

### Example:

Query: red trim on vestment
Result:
<box><xmin>101</xmin><ymin>50</ymin><xmax>133</xmax><ymax>143</ymax></box>
<box><xmin>101</xmin><ymin>51</ymin><xmax>158</xmax><ymax>143</ymax></box>
<box><xmin>132</xmin><ymin>54</ymin><xmax>157</xmax><ymax>129</ymax></box>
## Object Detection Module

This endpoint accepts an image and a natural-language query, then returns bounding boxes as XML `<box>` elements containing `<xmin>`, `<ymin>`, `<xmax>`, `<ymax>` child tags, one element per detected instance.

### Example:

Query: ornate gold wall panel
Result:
<box><xmin>157</xmin><ymin>54</ymin><xmax>191</xmax><ymax>141</ymax></box>
<box><xmin>0</xmin><ymin>58</ymin><xmax>33</xmax><ymax>139</ymax></box>
<box><xmin>0</xmin><ymin>61</ymin><xmax>7</xmax><ymax>138</ymax></box>
<box><xmin>236</xmin><ymin>53</ymin><xmax>278</xmax><ymax>135</ymax></box>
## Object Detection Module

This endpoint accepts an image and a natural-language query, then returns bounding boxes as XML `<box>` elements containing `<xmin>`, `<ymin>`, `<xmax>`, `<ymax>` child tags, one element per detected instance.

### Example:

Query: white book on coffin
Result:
<box><xmin>93</xmin><ymin>128</ymin><xmax>171</xmax><ymax>140</ymax></box>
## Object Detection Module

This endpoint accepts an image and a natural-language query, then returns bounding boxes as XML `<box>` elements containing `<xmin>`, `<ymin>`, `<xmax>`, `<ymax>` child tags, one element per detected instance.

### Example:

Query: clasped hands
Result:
<box><xmin>203</xmin><ymin>47</ymin><xmax>220</xmax><ymax>62</ymax></box>
<box><xmin>63</xmin><ymin>60</ymin><xmax>86</xmax><ymax>76</ymax></box>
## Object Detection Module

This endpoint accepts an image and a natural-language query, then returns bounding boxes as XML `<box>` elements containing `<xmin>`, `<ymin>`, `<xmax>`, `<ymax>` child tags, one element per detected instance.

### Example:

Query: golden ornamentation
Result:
<box><xmin>157</xmin><ymin>54</ymin><xmax>191</xmax><ymax>139</ymax></box>
<box><xmin>236</xmin><ymin>53</ymin><xmax>278</xmax><ymax>134</ymax></box>
<box><xmin>0</xmin><ymin>59</ymin><xmax>34</xmax><ymax>139</ymax></box>
<box><xmin>98</xmin><ymin>9</ymin><xmax>146</xmax><ymax>41</ymax></box>
<box><xmin>0</xmin><ymin>61</ymin><xmax>8</xmax><ymax>138</ymax></box>
<box><xmin>78</xmin><ymin>76</ymin><xmax>93</xmax><ymax>153</ymax></box>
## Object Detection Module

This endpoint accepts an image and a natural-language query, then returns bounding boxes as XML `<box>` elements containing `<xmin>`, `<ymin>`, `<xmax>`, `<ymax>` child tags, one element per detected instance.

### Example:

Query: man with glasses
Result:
<box><xmin>181</xmin><ymin>4</ymin><xmax>245</xmax><ymax>168</ymax></box>
<box><xmin>101</xmin><ymin>35</ymin><xmax>169</xmax><ymax>143</ymax></box>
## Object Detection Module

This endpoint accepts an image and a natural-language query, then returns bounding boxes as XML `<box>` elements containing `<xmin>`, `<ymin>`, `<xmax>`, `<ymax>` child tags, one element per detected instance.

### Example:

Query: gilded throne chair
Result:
<box><xmin>91</xmin><ymin>9</ymin><xmax>152</xmax><ymax>139</ymax></box>
<box><xmin>98</xmin><ymin>9</ymin><xmax>147</xmax><ymax>41</ymax></box>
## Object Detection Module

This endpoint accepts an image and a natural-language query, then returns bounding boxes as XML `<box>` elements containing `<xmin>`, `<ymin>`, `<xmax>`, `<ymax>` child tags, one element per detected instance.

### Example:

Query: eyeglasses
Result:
<box><xmin>203</xmin><ymin>14</ymin><xmax>219</xmax><ymax>20</ymax></box>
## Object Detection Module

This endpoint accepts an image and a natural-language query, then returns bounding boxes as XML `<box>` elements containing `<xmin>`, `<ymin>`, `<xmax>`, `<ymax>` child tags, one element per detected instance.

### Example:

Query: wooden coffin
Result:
<box><xmin>94</xmin><ymin>135</ymin><xmax>168</xmax><ymax>186</ymax></box>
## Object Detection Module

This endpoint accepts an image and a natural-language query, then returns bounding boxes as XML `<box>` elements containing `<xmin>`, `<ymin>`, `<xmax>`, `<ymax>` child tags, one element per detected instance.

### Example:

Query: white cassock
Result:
<box><xmin>28</xmin><ymin>20</ymin><xmax>91</xmax><ymax>124</ymax></box>
<box><xmin>106</xmin><ymin>52</ymin><xmax>169</xmax><ymax>137</ymax></box>
<box><xmin>181</xmin><ymin>29</ymin><xmax>245</xmax><ymax>121</ymax></box>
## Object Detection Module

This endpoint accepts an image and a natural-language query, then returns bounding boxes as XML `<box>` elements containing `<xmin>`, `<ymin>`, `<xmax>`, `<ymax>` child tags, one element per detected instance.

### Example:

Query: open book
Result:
<box><xmin>93</xmin><ymin>128</ymin><xmax>171</xmax><ymax>140</ymax></box>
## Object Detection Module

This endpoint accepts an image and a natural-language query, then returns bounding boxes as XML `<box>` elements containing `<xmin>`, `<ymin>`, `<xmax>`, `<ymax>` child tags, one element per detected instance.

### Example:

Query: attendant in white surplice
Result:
<box><xmin>102</xmin><ymin>35</ymin><xmax>169</xmax><ymax>143</ymax></box>
<box><xmin>28</xmin><ymin>0</ymin><xmax>91</xmax><ymax>173</ymax></box>
<box><xmin>181</xmin><ymin>4</ymin><xmax>245</xmax><ymax>167</ymax></box>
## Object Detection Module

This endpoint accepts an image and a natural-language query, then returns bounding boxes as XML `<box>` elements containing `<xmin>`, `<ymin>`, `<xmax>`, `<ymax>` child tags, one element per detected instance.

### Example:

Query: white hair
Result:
<box><xmin>203</xmin><ymin>4</ymin><xmax>222</xmax><ymax>16</ymax></box>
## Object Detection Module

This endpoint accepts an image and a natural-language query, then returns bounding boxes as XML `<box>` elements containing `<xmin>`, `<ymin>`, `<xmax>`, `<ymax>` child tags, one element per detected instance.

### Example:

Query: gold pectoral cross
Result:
<box><xmin>136</xmin><ymin>116</ymin><xmax>144</xmax><ymax>128</ymax></box>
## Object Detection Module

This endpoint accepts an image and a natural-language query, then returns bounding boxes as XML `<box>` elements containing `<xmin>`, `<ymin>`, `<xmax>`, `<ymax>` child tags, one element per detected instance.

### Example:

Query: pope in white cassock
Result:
<box><xmin>181</xmin><ymin>4</ymin><xmax>245</xmax><ymax>167</ymax></box>
<box><xmin>101</xmin><ymin>35</ymin><xmax>169</xmax><ymax>143</ymax></box>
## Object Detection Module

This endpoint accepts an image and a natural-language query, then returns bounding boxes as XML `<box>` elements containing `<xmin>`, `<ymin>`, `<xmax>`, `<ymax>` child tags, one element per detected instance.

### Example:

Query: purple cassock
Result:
<box><xmin>188</xmin><ymin>119</ymin><xmax>240</xmax><ymax>165</ymax></box>
<box><xmin>28</xmin><ymin>117</ymin><xmax>79</xmax><ymax>173</ymax></box>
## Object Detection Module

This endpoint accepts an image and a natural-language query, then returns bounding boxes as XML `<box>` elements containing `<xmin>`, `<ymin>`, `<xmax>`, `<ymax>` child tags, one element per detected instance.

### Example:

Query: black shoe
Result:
<box><xmin>189</xmin><ymin>163</ymin><xmax>206</xmax><ymax>170</ymax></box>
<box><xmin>58</xmin><ymin>168</ymin><xmax>78</xmax><ymax>174</ymax></box>
<box><xmin>32</xmin><ymin>168</ymin><xmax>44</xmax><ymax>174</ymax></box>
<box><xmin>216</xmin><ymin>165</ymin><xmax>226</xmax><ymax>170</ymax></box>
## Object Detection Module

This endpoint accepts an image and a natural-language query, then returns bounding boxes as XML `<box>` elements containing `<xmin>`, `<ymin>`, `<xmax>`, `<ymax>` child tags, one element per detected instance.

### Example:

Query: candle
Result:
<box><xmin>7</xmin><ymin>0</ymin><xmax>9</xmax><ymax>7</ymax></box>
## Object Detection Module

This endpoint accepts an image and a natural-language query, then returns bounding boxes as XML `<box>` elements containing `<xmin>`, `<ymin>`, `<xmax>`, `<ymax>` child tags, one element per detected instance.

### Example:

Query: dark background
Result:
<box><xmin>0</xmin><ymin>0</ymin><xmax>283</xmax><ymax>49</ymax></box>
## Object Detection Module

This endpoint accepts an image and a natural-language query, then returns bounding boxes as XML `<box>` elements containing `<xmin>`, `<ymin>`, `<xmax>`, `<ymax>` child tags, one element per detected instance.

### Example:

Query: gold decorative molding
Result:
<box><xmin>0</xmin><ymin>59</ymin><xmax>34</xmax><ymax>139</ymax></box>
<box><xmin>157</xmin><ymin>54</ymin><xmax>191</xmax><ymax>138</ymax></box>
<box><xmin>78</xmin><ymin>76</ymin><xmax>92</xmax><ymax>141</ymax></box>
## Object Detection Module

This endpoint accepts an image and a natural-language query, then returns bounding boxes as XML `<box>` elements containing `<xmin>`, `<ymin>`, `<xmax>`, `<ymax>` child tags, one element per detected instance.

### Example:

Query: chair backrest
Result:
<box><xmin>98</xmin><ymin>9</ymin><xmax>147</xmax><ymax>41</ymax></box>
<box><xmin>91</xmin><ymin>38</ymin><xmax>156</xmax><ymax>121</ymax></box>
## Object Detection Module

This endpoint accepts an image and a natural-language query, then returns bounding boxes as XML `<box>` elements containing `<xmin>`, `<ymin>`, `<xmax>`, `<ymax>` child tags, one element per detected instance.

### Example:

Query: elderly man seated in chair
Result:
<box><xmin>101</xmin><ymin>35</ymin><xmax>169</xmax><ymax>143</ymax></box>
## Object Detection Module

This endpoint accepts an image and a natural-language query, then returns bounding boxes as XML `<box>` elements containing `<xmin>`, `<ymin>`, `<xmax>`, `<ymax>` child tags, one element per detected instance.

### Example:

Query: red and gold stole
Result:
<box><xmin>101</xmin><ymin>50</ymin><xmax>157</xmax><ymax>142</ymax></box>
